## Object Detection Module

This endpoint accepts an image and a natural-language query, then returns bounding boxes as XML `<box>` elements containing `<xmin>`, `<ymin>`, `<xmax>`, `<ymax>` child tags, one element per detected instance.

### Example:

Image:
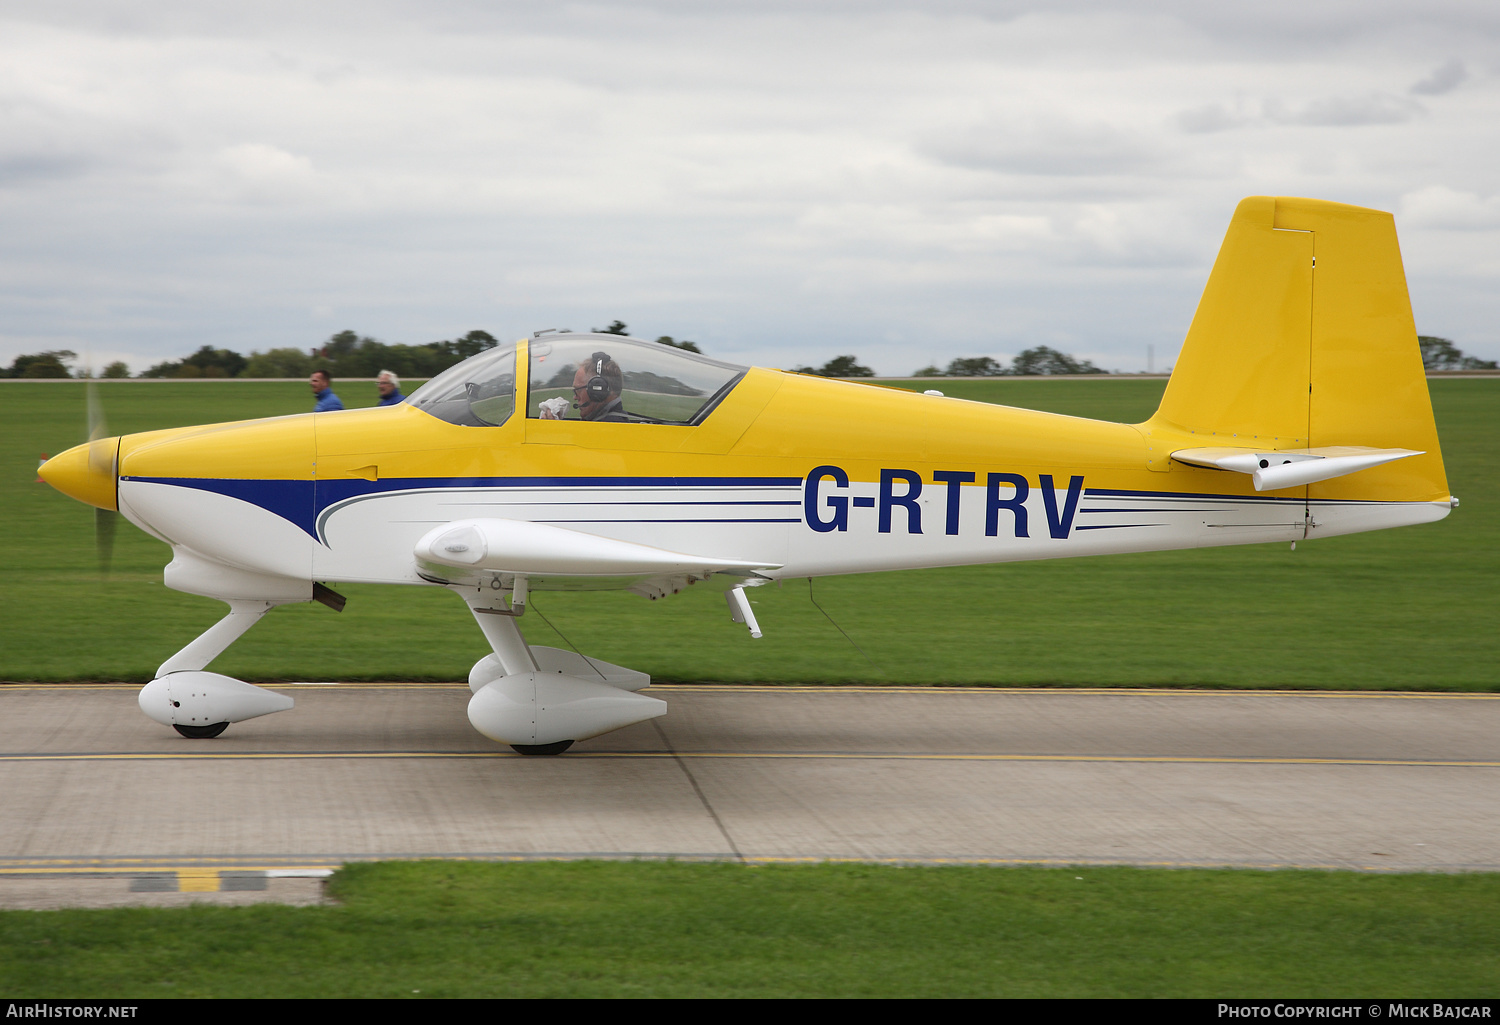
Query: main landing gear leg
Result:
<box><xmin>156</xmin><ymin>600</ymin><xmax>280</xmax><ymax>678</ymax></box>
<box><xmin>463</xmin><ymin>590</ymin><xmax>538</xmax><ymax>676</ymax></box>
<box><xmin>459</xmin><ymin>588</ymin><xmax>665</xmax><ymax>755</ymax></box>
<box><xmin>461</xmin><ymin>592</ymin><xmax>568</xmax><ymax>755</ymax></box>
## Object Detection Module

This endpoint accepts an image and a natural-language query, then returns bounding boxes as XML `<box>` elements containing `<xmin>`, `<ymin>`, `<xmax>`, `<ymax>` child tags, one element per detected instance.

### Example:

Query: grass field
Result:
<box><xmin>2</xmin><ymin>861</ymin><xmax>1497</xmax><ymax>998</ymax></box>
<box><xmin>2</xmin><ymin>377</ymin><xmax>1495</xmax><ymax>689</ymax></box>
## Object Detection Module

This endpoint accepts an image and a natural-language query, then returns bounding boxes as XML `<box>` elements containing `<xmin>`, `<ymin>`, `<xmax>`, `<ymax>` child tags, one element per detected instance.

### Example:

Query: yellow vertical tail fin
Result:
<box><xmin>1150</xmin><ymin>196</ymin><xmax>1449</xmax><ymax>503</ymax></box>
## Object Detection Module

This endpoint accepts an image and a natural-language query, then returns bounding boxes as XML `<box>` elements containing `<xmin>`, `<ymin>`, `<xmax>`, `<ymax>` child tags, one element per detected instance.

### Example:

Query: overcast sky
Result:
<box><xmin>2</xmin><ymin>0</ymin><xmax>1497</xmax><ymax>375</ymax></box>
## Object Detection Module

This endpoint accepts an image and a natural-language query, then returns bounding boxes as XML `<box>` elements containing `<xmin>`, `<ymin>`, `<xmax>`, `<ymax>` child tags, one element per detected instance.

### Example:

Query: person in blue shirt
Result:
<box><xmin>309</xmin><ymin>370</ymin><xmax>344</xmax><ymax>411</ymax></box>
<box><xmin>376</xmin><ymin>369</ymin><xmax>406</xmax><ymax>406</ymax></box>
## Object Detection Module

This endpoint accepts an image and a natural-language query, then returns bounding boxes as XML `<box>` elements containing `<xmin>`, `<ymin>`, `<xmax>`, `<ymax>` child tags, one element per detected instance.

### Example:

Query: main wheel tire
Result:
<box><xmin>510</xmin><ymin>740</ymin><xmax>574</xmax><ymax>756</ymax></box>
<box><xmin>173</xmin><ymin>722</ymin><xmax>230</xmax><ymax>739</ymax></box>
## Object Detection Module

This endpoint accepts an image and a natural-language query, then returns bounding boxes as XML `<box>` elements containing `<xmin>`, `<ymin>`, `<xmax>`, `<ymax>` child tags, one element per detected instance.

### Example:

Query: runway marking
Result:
<box><xmin>3</xmin><ymin>750</ymin><xmax>1498</xmax><ymax>767</ymax></box>
<box><xmin>175</xmin><ymin>868</ymin><xmax>221</xmax><ymax>892</ymax></box>
<box><xmin>0</xmin><ymin>858</ymin><xmax>339</xmax><ymax>875</ymax></box>
<box><xmin>3</xmin><ymin>682</ymin><xmax>1497</xmax><ymax>699</ymax></box>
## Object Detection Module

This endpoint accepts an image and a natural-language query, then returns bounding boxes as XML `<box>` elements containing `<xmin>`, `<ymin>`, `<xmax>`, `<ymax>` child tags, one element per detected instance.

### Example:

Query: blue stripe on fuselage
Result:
<box><xmin>120</xmin><ymin>475</ymin><xmax>805</xmax><ymax>541</ymax></box>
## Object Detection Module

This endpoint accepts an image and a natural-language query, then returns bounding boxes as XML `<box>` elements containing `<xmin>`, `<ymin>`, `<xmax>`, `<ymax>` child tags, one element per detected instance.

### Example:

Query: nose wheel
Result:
<box><xmin>510</xmin><ymin>740</ymin><xmax>574</xmax><ymax>756</ymax></box>
<box><xmin>173</xmin><ymin>722</ymin><xmax>230</xmax><ymax>739</ymax></box>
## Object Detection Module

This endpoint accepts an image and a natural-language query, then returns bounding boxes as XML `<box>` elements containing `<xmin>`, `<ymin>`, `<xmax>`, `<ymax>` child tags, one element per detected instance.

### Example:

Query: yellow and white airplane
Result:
<box><xmin>40</xmin><ymin>196</ymin><xmax>1453</xmax><ymax>754</ymax></box>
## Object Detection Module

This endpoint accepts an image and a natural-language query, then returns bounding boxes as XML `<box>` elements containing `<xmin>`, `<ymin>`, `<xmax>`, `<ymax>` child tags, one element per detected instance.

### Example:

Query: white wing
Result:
<box><xmin>413</xmin><ymin>517</ymin><xmax>781</xmax><ymax>599</ymax></box>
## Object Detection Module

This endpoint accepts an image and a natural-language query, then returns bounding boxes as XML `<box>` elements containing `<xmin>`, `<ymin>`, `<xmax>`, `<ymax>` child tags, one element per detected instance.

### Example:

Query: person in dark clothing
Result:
<box><xmin>310</xmin><ymin>370</ymin><xmax>344</xmax><ymax>411</ymax></box>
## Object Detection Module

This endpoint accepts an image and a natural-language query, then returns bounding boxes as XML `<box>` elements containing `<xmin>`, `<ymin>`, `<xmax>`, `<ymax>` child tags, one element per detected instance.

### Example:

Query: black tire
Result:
<box><xmin>173</xmin><ymin>722</ymin><xmax>229</xmax><ymax>739</ymax></box>
<box><xmin>510</xmin><ymin>740</ymin><xmax>574</xmax><ymax>756</ymax></box>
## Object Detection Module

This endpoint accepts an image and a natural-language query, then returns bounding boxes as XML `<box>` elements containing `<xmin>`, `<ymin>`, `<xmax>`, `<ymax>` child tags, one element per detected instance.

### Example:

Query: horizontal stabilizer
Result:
<box><xmin>1171</xmin><ymin>446</ymin><xmax>1423</xmax><ymax>492</ymax></box>
<box><xmin>415</xmin><ymin>517</ymin><xmax>781</xmax><ymax>578</ymax></box>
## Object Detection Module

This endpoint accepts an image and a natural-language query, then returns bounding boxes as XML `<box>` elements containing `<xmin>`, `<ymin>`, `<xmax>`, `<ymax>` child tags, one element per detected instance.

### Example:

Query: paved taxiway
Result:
<box><xmin>2</xmin><ymin>683</ymin><xmax>1498</xmax><ymax>905</ymax></box>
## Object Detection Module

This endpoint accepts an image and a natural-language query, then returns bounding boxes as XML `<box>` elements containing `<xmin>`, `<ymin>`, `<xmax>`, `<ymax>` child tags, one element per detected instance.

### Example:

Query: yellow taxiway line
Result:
<box><xmin>3</xmin><ymin>750</ymin><xmax>1497</xmax><ymax>767</ymax></box>
<box><xmin>4</xmin><ymin>682</ymin><xmax>1498</xmax><ymax>699</ymax></box>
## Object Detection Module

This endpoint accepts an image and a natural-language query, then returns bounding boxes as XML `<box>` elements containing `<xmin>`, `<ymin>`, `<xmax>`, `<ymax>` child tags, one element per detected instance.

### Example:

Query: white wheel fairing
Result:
<box><xmin>469</xmin><ymin>649</ymin><xmax>651</xmax><ymax>694</ymax></box>
<box><xmin>139</xmin><ymin>672</ymin><xmax>293</xmax><ymax>728</ymax></box>
<box><xmin>467</xmin><ymin>672</ymin><xmax>666</xmax><ymax>746</ymax></box>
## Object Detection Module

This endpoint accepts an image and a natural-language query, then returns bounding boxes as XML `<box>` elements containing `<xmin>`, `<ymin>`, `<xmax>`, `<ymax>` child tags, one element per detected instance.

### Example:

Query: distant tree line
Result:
<box><xmin>594</xmin><ymin>320</ymin><xmax>703</xmax><ymax>353</ymax></box>
<box><xmin>912</xmin><ymin>347</ymin><xmax>1105</xmax><ymax>377</ymax></box>
<box><xmin>5</xmin><ymin>333</ymin><xmax>1494</xmax><ymax>379</ymax></box>
<box><xmin>0</xmin><ymin>349</ymin><xmax>133</xmax><ymax>379</ymax></box>
<box><xmin>1</xmin><ymin>350</ymin><xmax>85</xmax><ymax>378</ymax></box>
<box><xmin>1</xmin><ymin>322</ymin><xmax>711</xmax><ymax>381</ymax></box>
<box><xmin>793</xmin><ymin>355</ymin><xmax>875</xmax><ymax>377</ymax></box>
<box><xmin>0</xmin><ymin>331</ymin><xmax>505</xmax><ymax>380</ymax></box>
<box><xmin>142</xmin><ymin>330</ymin><xmax>507</xmax><ymax>380</ymax></box>
<box><xmin>787</xmin><ymin>346</ymin><xmax>1104</xmax><ymax>378</ymax></box>
<box><xmin>1420</xmin><ymin>336</ymin><xmax>1497</xmax><ymax>371</ymax></box>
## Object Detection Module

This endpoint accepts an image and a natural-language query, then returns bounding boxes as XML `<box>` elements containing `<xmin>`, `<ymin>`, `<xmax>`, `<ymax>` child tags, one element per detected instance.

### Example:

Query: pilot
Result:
<box><xmin>375</xmin><ymin>369</ymin><xmax>405</xmax><ymax>406</ymax></box>
<box><xmin>309</xmin><ymin>370</ymin><xmax>344</xmax><ymax>412</ymax></box>
<box><xmin>541</xmin><ymin>352</ymin><xmax>628</xmax><ymax>421</ymax></box>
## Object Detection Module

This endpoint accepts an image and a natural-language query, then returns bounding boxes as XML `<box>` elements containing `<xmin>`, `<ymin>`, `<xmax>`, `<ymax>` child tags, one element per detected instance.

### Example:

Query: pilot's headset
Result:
<box><xmin>582</xmin><ymin>351</ymin><xmax>617</xmax><ymax>405</ymax></box>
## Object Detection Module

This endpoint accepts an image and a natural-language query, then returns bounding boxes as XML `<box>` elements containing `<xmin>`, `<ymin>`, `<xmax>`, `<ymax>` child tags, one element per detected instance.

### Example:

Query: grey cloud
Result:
<box><xmin>1176</xmin><ymin>103</ymin><xmax>1250</xmax><ymax>134</ymax></box>
<box><xmin>1411</xmin><ymin>59</ymin><xmax>1468</xmax><ymax>95</ymax></box>
<box><xmin>12</xmin><ymin>1</ymin><xmax>1500</xmax><ymax>52</ymax></box>
<box><xmin>1177</xmin><ymin>89</ymin><xmax>1433</xmax><ymax>135</ymax></box>
<box><xmin>1264</xmin><ymin>94</ymin><xmax>1424</xmax><ymax>127</ymax></box>
<box><xmin>0</xmin><ymin>107</ymin><xmax>178</xmax><ymax>194</ymax></box>
<box><xmin>0</xmin><ymin>153</ymin><xmax>95</xmax><ymax>186</ymax></box>
<box><xmin>1399</xmin><ymin>186</ymin><xmax>1500</xmax><ymax>230</ymax></box>
<box><xmin>1</xmin><ymin>1</ymin><xmax>1498</xmax><ymax>375</ymax></box>
<box><xmin>923</xmin><ymin>121</ymin><xmax>1164</xmax><ymax>178</ymax></box>
<box><xmin>0</xmin><ymin>92</ymin><xmax>163</xmax><ymax>189</ymax></box>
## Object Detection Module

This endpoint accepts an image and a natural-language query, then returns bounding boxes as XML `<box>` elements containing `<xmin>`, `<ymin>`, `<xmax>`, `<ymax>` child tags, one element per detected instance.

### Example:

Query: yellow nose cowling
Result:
<box><xmin>39</xmin><ymin>439</ymin><xmax>119</xmax><ymax>511</ymax></box>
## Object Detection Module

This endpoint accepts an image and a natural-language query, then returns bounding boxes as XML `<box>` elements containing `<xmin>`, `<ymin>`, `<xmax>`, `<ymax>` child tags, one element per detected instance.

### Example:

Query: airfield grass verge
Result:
<box><xmin>2</xmin><ymin>861</ymin><xmax>1498</xmax><ymax>998</ymax></box>
<box><xmin>2</xmin><ymin>378</ymin><xmax>1495</xmax><ymax>689</ymax></box>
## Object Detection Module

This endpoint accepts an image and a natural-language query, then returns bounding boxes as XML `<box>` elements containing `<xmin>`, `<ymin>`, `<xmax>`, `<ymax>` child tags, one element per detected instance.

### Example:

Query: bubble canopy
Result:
<box><xmin>408</xmin><ymin>342</ymin><xmax>518</xmax><ymax>427</ymax></box>
<box><xmin>528</xmin><ymin>334</ymin><xmax>745</xmax><ymax>425</ymax></box>
<box><xmin>406</xmin><ymin>334</ymin><xmax>747</xmax><ymax>428</ymax></box>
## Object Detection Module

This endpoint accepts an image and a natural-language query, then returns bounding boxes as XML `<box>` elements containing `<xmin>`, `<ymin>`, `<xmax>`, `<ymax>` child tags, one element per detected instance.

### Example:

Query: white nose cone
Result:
<box><xmin>468</xmin><ymin>672</ymin><xmax>666</xmax><ymax>747</ymax></box>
